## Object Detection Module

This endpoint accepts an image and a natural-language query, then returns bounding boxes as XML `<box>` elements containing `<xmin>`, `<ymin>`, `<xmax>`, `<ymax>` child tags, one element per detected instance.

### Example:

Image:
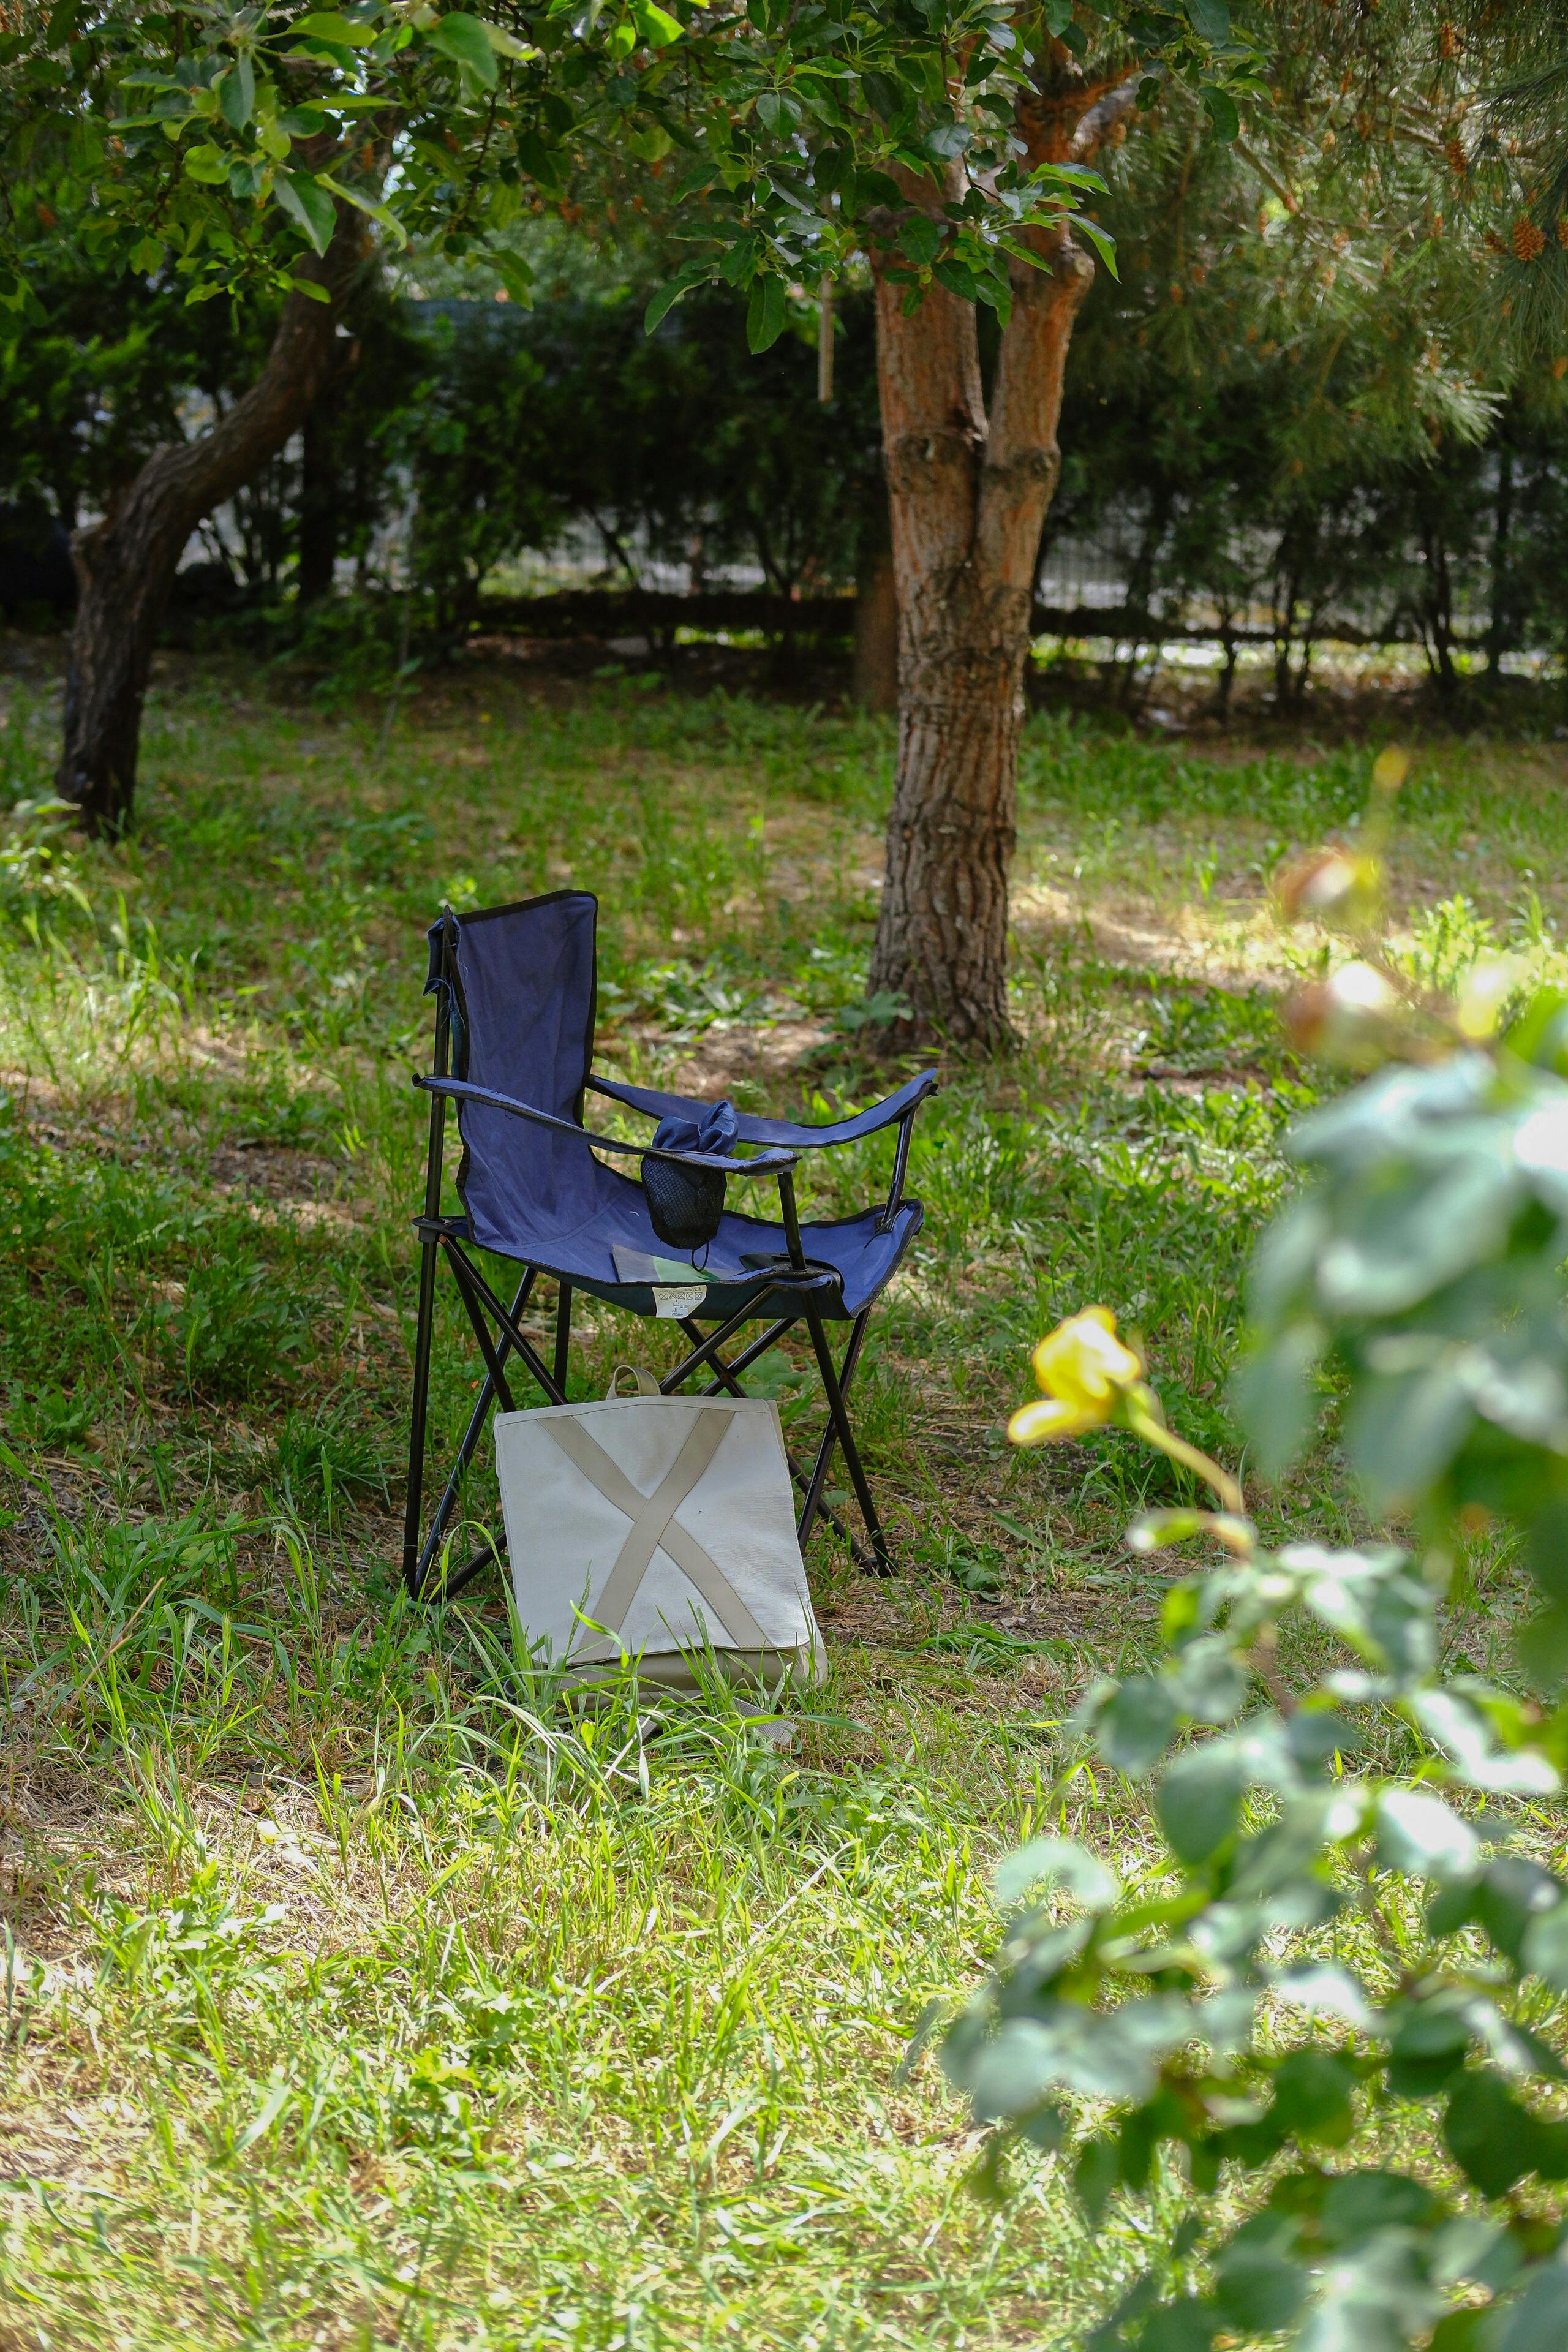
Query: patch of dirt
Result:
<box><xmin>618</xmin><ymin>1016</ymin><xmax>837</xmax><ymax>1099</ymax></box>
<box><xmin>1010</xmin><ymin>876</ymin><xmax>1291</xmax><ymax>989</ymax></box>
<box><xmin>208</xmin><ymin>1140</ymin><xmax>349</xmax><ymax>1205</ymax></box>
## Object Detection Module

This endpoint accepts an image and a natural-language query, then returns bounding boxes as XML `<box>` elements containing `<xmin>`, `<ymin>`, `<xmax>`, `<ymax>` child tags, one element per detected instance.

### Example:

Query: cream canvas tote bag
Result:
<box><xmin>492</xmin><ymin>1379</ymin><xmax>822</xmax><ymax>1689</ymax></box>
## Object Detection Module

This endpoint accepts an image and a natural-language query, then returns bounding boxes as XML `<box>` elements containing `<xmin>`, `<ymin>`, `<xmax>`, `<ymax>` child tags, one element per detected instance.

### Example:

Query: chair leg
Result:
<box><xmin>405</xmin><ymin>963</ymin><xmax>453</xmax><ymax>1598</ymax></box>
<box><xmin>402</xmin><ymin>1226</ymin><xmax>441</xmax><ymax>1596</ymax></box>
<box><xmin>554</xmin><ymin>1281</ymin><xmax>573</xmax><ymax>1396</ymax></box>
<box><xmin>680</xmin><ymin>1314</ymin><xmax>793</xmax><ymax>1398</ymax></box>
<box><xmin>802</xmin><ymin>1305</ymin><xmax>891</xmax><ymax>1574</ymax></box>
<box><xmin>681</xmin><ymin>1314</ymin><xmax>873</xmax><ymax>1567</ymax></box>
<box><xmin>448</xmin><ymin>1245</ymin><xmax>567</xmax><ymax>1407</ymax></box>
<box><xmin>415</xmin><ymin>1372</ymin><xmax>499</xmax><ymax>1597</ymax></box>
<box><xmin>444</xmin><ymin>1242</ymin><xmax>519</xmax><ymax>1414</ymax></box>
<box><xmin>796</xmin><ymin>1310</ymin><xmax>874</xmax><ymax>1558</ymax></box>
<box><xmin>409</xmin><ymin>1264</ymin><xmax>533</xmax><ymax>1601</ymax></box>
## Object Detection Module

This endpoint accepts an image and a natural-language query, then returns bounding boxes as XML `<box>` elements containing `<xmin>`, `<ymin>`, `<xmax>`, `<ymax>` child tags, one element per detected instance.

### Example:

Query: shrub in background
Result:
<box><xmin>948</xmin><ymin>757</ymin><xmax>1568</xmax><ymax>2350</ymax></box>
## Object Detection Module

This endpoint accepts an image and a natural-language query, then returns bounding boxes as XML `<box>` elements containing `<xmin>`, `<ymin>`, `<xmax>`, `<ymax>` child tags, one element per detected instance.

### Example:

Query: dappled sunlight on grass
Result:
<box><xmin>0</xmin><ymin>652</ymin><xmax>1558</xmax><ymax>2342</ymax></box>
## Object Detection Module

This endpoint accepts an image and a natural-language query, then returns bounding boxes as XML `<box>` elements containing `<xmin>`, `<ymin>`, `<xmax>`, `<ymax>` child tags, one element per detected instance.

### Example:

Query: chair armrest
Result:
<box><xmin>414</xmin><ymin>1076</ymin><xmax>798</xmax><ymax>1177</ymax></box>
<box><xmin>588</xmin><ymin>1068</ymin><xmax>940</xmax><ymax>1150</ymax></box>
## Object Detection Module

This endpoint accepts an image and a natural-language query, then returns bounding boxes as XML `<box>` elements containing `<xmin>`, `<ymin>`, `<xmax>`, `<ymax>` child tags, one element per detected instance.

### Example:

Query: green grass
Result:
<box><xmin>0</xmin><ymin>649</ymin><xmax>1561</xmax><ymax>2347</ymax></box>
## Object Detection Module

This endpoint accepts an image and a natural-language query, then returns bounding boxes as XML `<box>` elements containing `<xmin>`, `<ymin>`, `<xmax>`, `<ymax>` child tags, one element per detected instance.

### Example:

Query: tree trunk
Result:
<box><xmin>296</xmin><ymin>403</ymin><xmax>339</xmax><ymax>606</ymax></box>
<box><xmin>853</xmin><ymin>547</ymin><xmax>898</xmax><ymax>712</ymax></box>
<box><xmin>865</xmin><ymin>61</ymin><xmax>1138</xmax><ymax>1049</ymax></box>
<box><xmin>1423</xmin><ymin>522</ymin><xmax>1457</xmax><ymax>696</ymax></box>
<box><xmin>1486</xmin><ymin>431</ymin><xmax>1515</xmax><ymax>679</ymax></box>
<box><xmin>1215</xmin><ymin>608</ymin><xmax>1238</xmax><ymax>712</ymax></box>
<box><xmin>57</xmin><ymin>210</ymin><xmax>366</xmax><ymax>833</ymax></box>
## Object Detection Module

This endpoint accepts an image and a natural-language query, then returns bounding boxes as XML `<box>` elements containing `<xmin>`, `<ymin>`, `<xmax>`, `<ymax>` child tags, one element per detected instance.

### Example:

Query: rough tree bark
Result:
<box><xmin>57</xmin><ymin>207</ymin><xmax>366</xmax><ymax>833</ymax></box>
<box><xmin>867</xmin><ymin>55</ymin><xmax>1140</xmax><ymax>1048</ymax></box>
<box><xmin>853</xmin><ymin>548</ymin><xmax>899</xmax><ymax>712</ymax></box>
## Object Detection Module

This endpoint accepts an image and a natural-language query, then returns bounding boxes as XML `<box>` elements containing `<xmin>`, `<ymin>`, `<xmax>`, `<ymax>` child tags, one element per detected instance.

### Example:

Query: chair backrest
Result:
<box><xmin>426</xmin><ymin>890</ymin><xmax>600</xmax><ymax>1252</ymax></box>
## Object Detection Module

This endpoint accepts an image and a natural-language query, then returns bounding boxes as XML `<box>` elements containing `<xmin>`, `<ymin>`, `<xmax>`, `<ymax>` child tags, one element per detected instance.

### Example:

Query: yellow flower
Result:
<box><xmin>1010</xmin><ymin>1308</ymin><xmax>1143</xmax><ymax>1447</ymax></box>
<box><xmin>1371</xmin><ymin>745</ymin><xmax>1410</xmax><ymax>796</ymax></box>
<box><xmin>1033</xmin><ymin>1307</ymin><xmax>1140</xmax><ymax>1410</ymax></box>
<box><xmin>1008</xmin><ymin>1396</ymin><xmax>1099</xmax><ymax>1446</ymax></box>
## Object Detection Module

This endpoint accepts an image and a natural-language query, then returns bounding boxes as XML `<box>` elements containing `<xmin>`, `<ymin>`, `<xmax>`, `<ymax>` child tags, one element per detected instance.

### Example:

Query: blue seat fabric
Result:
<box><xmin>428</xmin><ymin>891</ymin><xmax>924</xmax><ymax>1322</ymax></box>
<box><xmin>590</xmin><ymin>1068</ymin><xmax>937</xmax><ymax>1149</ymax></box>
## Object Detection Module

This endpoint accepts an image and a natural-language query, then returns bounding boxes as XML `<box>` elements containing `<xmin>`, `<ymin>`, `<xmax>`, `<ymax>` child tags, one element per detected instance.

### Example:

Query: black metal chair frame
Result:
<box><xmin>401</xmin><ymin>925</ymin><xmax>935</xmax><ymax>1604</ymax></box>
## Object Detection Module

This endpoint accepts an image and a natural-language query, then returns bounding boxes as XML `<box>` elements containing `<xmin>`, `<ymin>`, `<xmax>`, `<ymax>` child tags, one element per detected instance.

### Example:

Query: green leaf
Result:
<box><xmin>993</xmin><ymin>1836</ymin><xmax>1119</xmax><ymax>1911</ymax></box>
<box><xmin>1344</xmin><ymin>1365</ymin><xmax>1473</xmax><ymax>1512</ymax></box>
<box><xmin>1411</xmin><ymin>1691</ymin><xmax>1559</xmax><ymax>1795</ymax></box>
<box><xmin>1186</xmin><ymin>0</ymin><xmax>1231</xmax><ymax>42</ymax></box>
<box><xmin>1166</xmin><ymin>1636</ymin><xmax>1248</xmax><ymax>1725</ymax></box>
<box><xmin>1516</xmin><ymin>1600</ymin><xmax>1568</xmax><ymax>1690</ymax></box>
<box><xmin>1526</xmin><ymin>1497</ymin><xmax>1568</xmax><ymax>1602</ymax></box>
<box><xmin>925</xmin><ymin>120</ymin><xmax>971</xmax><ymax>162</ymax></box>
<box><xmin>1374</xmin><ymin>1789</ymin><xmax>1478</xmax><ymax>1882</ymax></box>
<box><xmin>490</xmin><ymin>249</ymin><xmax>533</xmax><ymax>307</ymax></box>
<box><xmin>183</xmin><ymin>143</ymin><xmax>229</xmax><ymax>185</ymax></box>
<box><xmin>932</xmin><ymin>255</ymin><xmax>978</xmax><ymax>304</ymax></box>
<box><xmin>274</xmin><ymin>170</ymin><xmax>336</xmax><ymax>256</ymax></box>
<box><xmin>1270</xmin><ymin>2048</ymin><xmax>1358</xmax><ymax>2147</ymax></box>
<box><xmin>1199</xmin><ymin>84</ymin><xmax>1240</xmax><ymax>142</ymax></box>
<box><xmin>427</xmin><ymin>13</ymin><xmax>499</xmax><ymax>86</ymax></box>
<box><xmin>514</xmin><ymin>127</ymin><xmax>565</xmax><ymax>194</ymax></box>
<box><xmin>128</xmin><ymin>235</ymin><xmax>164</xmax><ymax>274</ymax></box>
<box><xmin>1213</xmin><ymin>2237</ymin><xmax>1306</xmax><ymax>2334</ymax></box>
<box><xmin>481</xmin><ymin>18</ymin><xmax>537</xmax><ymax>59</ymax></box>
<box><xmin>1019</xmin><ymin>2098</ymin><xmax>1066</xmax><ymax>2150</ymax></box>
<box><xmin>1471</xmin><ymin>1856</ymin><xmax>1563</xmax><ymax>1965</ymax></box>
<box><xmin>1318</xmin><ymin>2169</ymin><xmax>1441</xmax><ymax>2246</ymax></box>
<box><xmin>1521</xmin><ymin>1898</ymin><xmax>1568</xmax><ymax>1991</ymax></box>
<box><xmin>317</xmin><ymin>175</ymin><xmax>408</xmax><ymax>249</ymax></box>
<box><xmin>644</xmin><ymin>258</ymin><xmax>708</xmax><ymax>333</ymax></box>
<box><xmin>859</xmin><ymin>70</ymin><xmax>900</xmax><ymax>122</ymax></box>
<box><xmin>1140</xmin><ymin>2299</ymin><xmax>1219</xmax><ymax>2352</ymax></box>
<box><xmin>1096</xmin><ymin>1673</ymin><xmax>1178</xmax><ymax>1777</ymax></box>
<box><xmin>1156</xmin><ymin>1743</ymin><xmax>1247</xmax><ymax>1861</ymax></box>
<box><xmin>292</xmin><ymin>10</ymin><xmax>373</xmax><ymax>44</ymax></box>
<box><xmin>1273</xmin><ymin>1966</ymin><xmax>1373</xmax><ymax>2030</ymax></box>
<box><xmin>1232</xmin><ymin>1321</ymin><xmax>1324</xmax><ymax>1479</ymax></box>
<box><xmin>1496</xmin><ymin>2265</ymin><xmax>1568</xmax><ymax>2352</ymax></box>
<box><xmin>1074</xmin><ymin>2133</ymin><xmax>1120</xmax><ymax>2222</ymax></box>
<box><xmin>898</xmin><ymin>214</ymin><xmax>941</xmax><ymax>267</ymax></box>
<box><xmin>1073</xmin><ymin>216</ymin><xmax>1120</xmax><ymax>280</ymax></box>
<box><xmin>745</xmin><ymin>272</ymin><xmax>786</xmax><ymax>354</ymax></box>
<box><xmin>1042</xmin><ymin>0</ymin><xmax>1074</xmax><ymax>29</ymax></box>
<box><xmin>220</xmin><ymin>56</ymin><xmax>255</xmax><ymax>130</ymax></box>
<box><xmin>1445</xmin><ymin>2070</ymin><xmax>1536</xmax><ymax>2197</ymax></box>
<box><xmin>630</xmin><ymin>0</ymin><xmax>683</xmax><ymax>46</ymax></box>
<box><xmin>628</xmin><ymin>120</ymin><xmax>673</xmax><ymax>162</ymax></box>
<box><xmin>964</xmin><ymin>2018</ymin><xmax>1069</xmax><ymax>2119</ymax></box>
<box><xmin>1388</xmin><ymin>1998</ymin><xmax>1473</xmax><ymax>2100</ymax></box>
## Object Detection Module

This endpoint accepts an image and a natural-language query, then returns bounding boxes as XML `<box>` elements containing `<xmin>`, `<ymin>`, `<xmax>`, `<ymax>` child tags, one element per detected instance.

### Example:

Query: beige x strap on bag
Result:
<box><xmin>492</xmin><ymin>1384</ymin><xmax>822</xmax><ymax>1689</ymax></box>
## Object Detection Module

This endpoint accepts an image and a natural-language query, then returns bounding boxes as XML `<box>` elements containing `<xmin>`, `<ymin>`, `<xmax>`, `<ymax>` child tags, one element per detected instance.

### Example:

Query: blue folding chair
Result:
<box><xmin>402</xmin><ymin>890</ymin><xmax>939</xmax><ymax>1599</ymax></box>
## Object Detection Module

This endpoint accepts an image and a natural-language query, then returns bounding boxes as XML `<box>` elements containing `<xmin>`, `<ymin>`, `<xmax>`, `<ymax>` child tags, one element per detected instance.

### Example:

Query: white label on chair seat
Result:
<box><xmin>652</xmin><ymin>1284</ymin><xmax>707</xmax><ymax>1319</ymax></box>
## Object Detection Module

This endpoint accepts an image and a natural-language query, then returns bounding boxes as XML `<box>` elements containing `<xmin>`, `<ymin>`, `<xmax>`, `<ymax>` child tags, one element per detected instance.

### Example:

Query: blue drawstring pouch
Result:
<box><xmin>643</xmin><ymin>1098</ymin><xmax>739</xmax><ymax>1259</ymax></box>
